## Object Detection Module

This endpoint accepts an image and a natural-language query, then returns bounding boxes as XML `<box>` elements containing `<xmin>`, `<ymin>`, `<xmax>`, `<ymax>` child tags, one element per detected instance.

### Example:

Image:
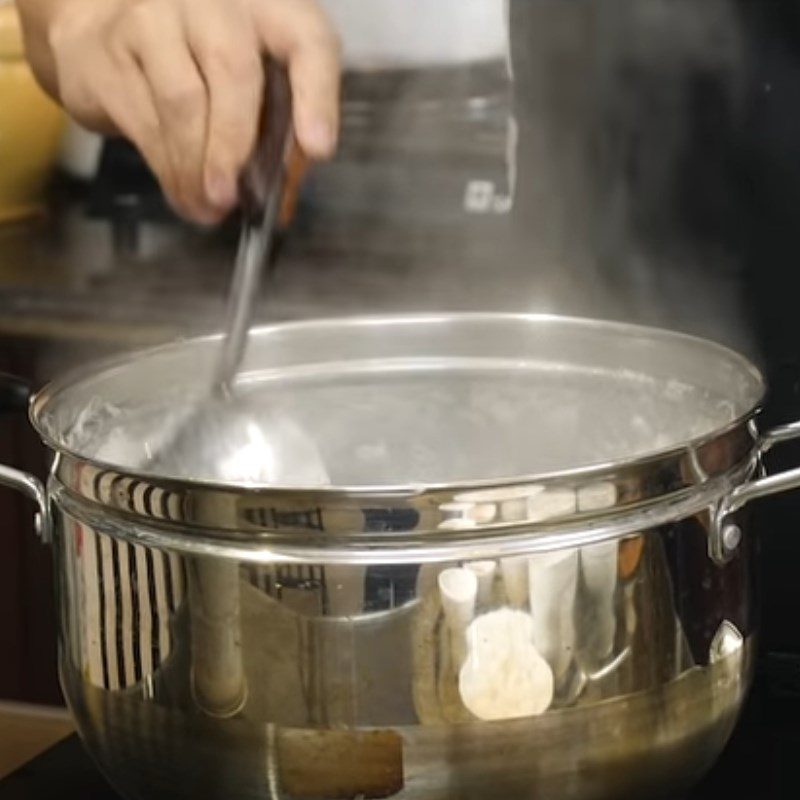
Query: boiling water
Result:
<box><xmin>60</xmin><ymin>357</ymin><xmax>736</xmax><ymax>486</ymax></box>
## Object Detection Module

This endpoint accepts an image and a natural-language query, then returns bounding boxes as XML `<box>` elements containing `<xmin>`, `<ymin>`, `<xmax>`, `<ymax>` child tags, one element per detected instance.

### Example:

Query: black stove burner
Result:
<box><xmin>2</xmin><ymin>658</ymin><xmax>798</xmax><ymax>799</ymax></box>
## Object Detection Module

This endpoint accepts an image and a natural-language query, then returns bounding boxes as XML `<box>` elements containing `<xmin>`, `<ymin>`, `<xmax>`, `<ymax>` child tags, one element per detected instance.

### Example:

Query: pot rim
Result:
<box><xmin>31</xmin><ymin>312</ymin><xmax>767</xmax><ymax>546</ymax></box>
<box><xmin>31</xmin><ymin>311</ymin><xmax>766</xmax><ymax>488</ymax></box>
<box><xmin>49</xmin><ymin>456</ymin><xmax>756</xmax><ymax>563</ymax></box>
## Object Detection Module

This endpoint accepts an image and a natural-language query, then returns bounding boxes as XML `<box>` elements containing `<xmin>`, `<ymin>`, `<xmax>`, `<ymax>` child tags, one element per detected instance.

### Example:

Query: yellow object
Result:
<box><xmin>0</xmin><ymin>1</ymin><xmax>65</xmax><ymax>223</ymax></box>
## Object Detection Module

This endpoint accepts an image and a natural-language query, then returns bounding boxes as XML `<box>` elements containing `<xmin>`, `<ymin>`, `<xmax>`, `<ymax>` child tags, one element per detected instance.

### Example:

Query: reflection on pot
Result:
<box><xmin>56</xmin><ymin>509</ymin><xmax>754</xmax><ymax>800</ymax></box>
<box><xmin>59</xmin><ymin>522</ymin><xmax>184</xmax><ymax>693</ymax></box>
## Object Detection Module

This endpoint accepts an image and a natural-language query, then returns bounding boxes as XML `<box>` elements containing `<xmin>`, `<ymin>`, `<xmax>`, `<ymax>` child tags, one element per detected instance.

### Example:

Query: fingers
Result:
<box><xmin>186</xmin><ymin>2</ymin><xmax>264</xmax><ymax>213</ymax></box>
<box><xmin>52</xmin><ymin>32</ymin><xmax>178</xmax><ymax>207</ymax></box>
<box><xmin>45</xmin><ymin>0</ymin><xmax>341</xmax><ymax>226</ymax></box>
<box><xmin>95</xmin><ymin>60</ymin><xmax>176</xmax><ymax>204</ymax></box>
<box><xmin>287</xmin><ymin>34</ymin><xmax>341</xmax><ymax>159</ymax></box>
<box><xmin>249</xmin><ymin>0</ymin><xmax>341</xmax><ymax>160</ymax></box>
<box><xmin>110</xmin><ymin>2</ymin><xmax>220</xmax><ymax>223</ymax></box>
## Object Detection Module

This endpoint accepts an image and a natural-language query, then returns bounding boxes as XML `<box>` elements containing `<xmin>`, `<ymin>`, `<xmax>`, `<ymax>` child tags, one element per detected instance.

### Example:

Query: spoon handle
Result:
<box><xmin>214</xmin><ymin>64</ymin><xmax>293</xmax><ymax>394</ymax></box>
<box><xmin>240</xmin><ymin>64</ymin><xmax>294</xmax><ymax>223</ymax></box>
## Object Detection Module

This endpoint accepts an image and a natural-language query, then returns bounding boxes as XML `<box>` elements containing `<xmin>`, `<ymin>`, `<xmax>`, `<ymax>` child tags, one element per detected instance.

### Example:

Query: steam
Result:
<box><xmin>504</xmin><ymin>0</ymin><xmax>753</xmax><ymax>352</ymax></box>
<box><xmin>583</xmin><ymin>0</ymin><xmax>753</xmax><ymax>354</ymax></box>
<box><xmin>276</xmin><ymin>0</ymin><xmax>756</xmax><ymax>362</ymax></box>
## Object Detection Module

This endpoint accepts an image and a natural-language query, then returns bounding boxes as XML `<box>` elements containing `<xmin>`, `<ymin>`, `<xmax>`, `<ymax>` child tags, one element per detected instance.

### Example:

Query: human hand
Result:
<box><xmin>18</xmin><ymin>0</ymin><xmax>341</xmax><ymax>224</ymax></box>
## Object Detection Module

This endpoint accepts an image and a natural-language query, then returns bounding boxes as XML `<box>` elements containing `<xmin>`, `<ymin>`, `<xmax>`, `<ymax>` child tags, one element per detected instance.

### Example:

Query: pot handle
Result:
<box><xmin>0</xmin><ymin>373</ymin><xmax>50</xmax><ymax>542</ymax></box>
<box><xmin>720</xmin><ymin>421</ymin><xmax>800</xmax><ymax>518</ymax></box>
<box><xmin>0</xmin><ymin>465</ymin><xmax>50</xmax><ymax>542</ymax></box>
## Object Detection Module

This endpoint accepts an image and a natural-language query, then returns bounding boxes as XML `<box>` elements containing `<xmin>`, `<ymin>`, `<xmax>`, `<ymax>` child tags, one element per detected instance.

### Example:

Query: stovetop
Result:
<box><xmin>2</xmin><ymin>655</ymin><xmax>799</xmax><ymax>800</ymax></box>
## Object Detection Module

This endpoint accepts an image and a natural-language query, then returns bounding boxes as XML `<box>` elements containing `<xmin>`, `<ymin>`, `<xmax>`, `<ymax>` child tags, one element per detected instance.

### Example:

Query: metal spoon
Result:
<box><xmin>216</xmin><ymin>63</ymin><xmax>293</xmax><ymax>395</ymax></box>
<box><xmin>148</xmin><ymin>67</ymin><xmax>329</xmax><ymax>721</ymax></box>
<box><xmin>144</xmin><ymin>66</ymin><xmax>329</xmax><ymax>486</ymax></box>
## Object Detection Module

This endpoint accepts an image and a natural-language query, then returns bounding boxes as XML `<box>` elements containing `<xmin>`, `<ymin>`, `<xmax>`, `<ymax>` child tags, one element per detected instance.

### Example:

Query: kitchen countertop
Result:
<box><xmin>0</xmin><ymin>704</ymin><xmax>72</xmax><ymax>780</ymax></box>
<box><xmin>0</xmin><ymin>192</ymin><xmax>242</xmax><ymax>350</ymax></box>
<box><xmin>0</xmin><ymin>183</ymin><xmax>533</xmax><ymax>348</ymax></box>
<box><xmin>0</xmin><ymin>180</ymin><xmax>758</xmax><ymax>365</ymax></box>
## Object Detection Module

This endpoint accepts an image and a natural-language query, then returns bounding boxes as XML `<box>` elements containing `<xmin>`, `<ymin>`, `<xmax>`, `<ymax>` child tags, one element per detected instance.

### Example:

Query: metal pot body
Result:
<box><xmin>52</xmin><ymin>492</ymin><xmax>755</xmax><ymax>800</ymax></box>
<box><xmin>3</xmin><ymin>313</ymin><xmax>799</xmax><ymax>799</ymax></box>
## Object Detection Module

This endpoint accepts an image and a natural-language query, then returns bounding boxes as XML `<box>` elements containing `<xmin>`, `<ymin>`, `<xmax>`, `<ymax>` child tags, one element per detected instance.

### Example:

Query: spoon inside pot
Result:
<box><xmin>143</xmin><ymin>66</ymin><xmax>329</xmax><ymax>486</ymax></box>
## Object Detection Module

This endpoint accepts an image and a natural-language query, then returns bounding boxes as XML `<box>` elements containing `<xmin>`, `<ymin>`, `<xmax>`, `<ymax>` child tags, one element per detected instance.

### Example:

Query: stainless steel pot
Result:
<box><xmin>2</xmin><ymin>313</ymin><xmax>800</xmax><ymax>800</ymax></box>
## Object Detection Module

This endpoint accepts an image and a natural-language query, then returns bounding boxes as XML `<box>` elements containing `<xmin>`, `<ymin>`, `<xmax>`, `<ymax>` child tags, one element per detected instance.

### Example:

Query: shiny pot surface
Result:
<box><xmin>54</xmin><ymin>515</ymin><xmax>753</xmax><ymax>800</ymax></box>
<box><xmin>1</xmin><ymin>313</ymin><xmax>800</xmax><ymax>800</ymax></box>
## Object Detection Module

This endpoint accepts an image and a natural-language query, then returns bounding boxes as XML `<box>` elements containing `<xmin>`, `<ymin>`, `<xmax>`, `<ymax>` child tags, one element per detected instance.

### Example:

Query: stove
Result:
<box><xmin>1</xmin><ymin>655</ymin><xmax>798</xmax><ymax>800</ymax></box>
